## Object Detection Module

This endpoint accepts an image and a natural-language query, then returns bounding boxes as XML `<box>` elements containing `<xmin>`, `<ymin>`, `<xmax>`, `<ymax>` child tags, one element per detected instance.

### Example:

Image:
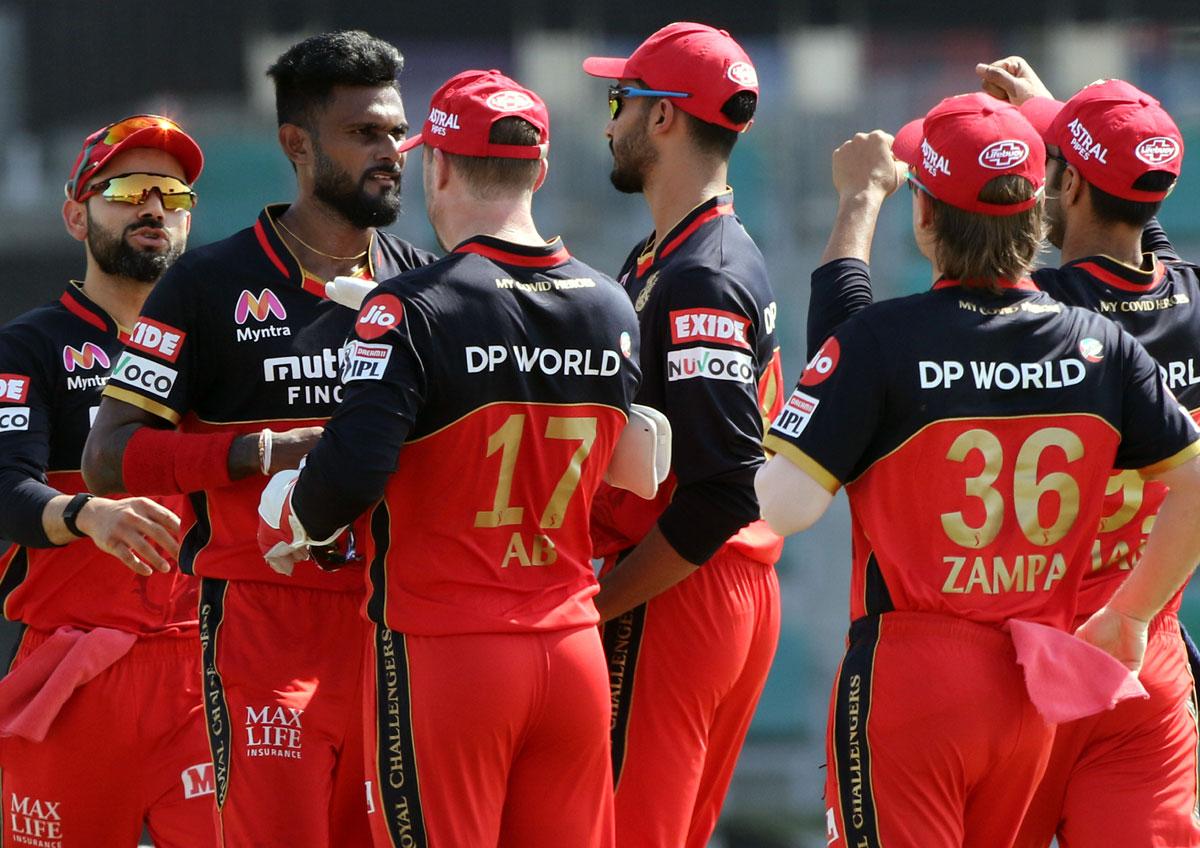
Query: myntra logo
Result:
<box><xmin>235</xmin><ymin>289</ymin><xmax>287</xmax><ymax>325</ymax></box>
<box><xmin>62</xmin><ymin>342</ymin><xmax>110</xmax><ymax>372</ymax></box>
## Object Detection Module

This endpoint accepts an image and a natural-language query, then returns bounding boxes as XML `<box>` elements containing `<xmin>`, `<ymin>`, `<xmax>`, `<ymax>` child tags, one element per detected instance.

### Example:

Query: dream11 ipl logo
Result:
<box><xmin>62</xmin><ymin>342</ymin><xmax>110</xmax><ymax>372</ymax></box>
<box><xmin>235</xmin><ymin>289</ymin><xmax>287</xmax><ymax>325</ymax></box>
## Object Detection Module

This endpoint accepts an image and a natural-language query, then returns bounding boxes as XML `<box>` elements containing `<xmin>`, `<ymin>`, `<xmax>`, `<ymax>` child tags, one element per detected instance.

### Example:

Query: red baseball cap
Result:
<box><xmin>894</xmin><ymin>93</ymin><xmax>1046</xmax><ymax>216</ymax></box>
<box><xmin>1018</xmin><ymin>79</ymin><xmax>1182</xmax><ymax>202</ymax></box>
<box><xmin>66</xmin><ymin>114</ymin><xmax>203</xmax><ymax>201</ymax></box>
<box><xmin>398</xmin><ymin>70</ymin><xmax>549</xmax><ymax>160</ymax></box>
<box><xmin>582</xmin><ymin>22</ymin><xmax>758</xmax><ymax>132</ymax></box>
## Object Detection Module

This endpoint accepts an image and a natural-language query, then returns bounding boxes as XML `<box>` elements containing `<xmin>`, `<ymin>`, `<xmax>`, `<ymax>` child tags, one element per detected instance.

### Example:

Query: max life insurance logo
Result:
<box><xmin>62</xmin><ymin>342</ymin><xmax>110</xmax><ymax>372</ymax></box>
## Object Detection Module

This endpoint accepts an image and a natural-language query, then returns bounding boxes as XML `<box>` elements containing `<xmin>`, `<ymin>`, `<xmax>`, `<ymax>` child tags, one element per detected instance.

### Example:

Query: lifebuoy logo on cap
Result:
<box><xmin>726</xmin><ymin>61</ymin><xmax>758</xmax><ymax>87</ymax></box>
<box><xmin>979</xmin><ymin>139</ymin><xmax>1030</xmax><ymax>170</ymax></box>
<box><xmin>1134</xmin><ymin>136</ymin><xmax>1180</xmax><ymax>167</ymax></box>
<box><xmin>486</xmin><ymin>90</ymin><xmax>535</xmax><ymax>112</ymax></box>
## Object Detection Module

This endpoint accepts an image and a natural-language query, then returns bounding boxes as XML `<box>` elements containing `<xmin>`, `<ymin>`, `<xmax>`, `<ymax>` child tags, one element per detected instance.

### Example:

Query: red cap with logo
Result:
<box><xmin>398</xmin><ymin>69</ymin><xmax>549</xmax><ymax>160</ymax></box>
<box><xmin>582</xmin><ymin>22</ymin><xmax>759</xmax><ymax>131</ymax></box>
<box><xmin>1018</xmin><ymin>79</ymin><xmax>1182</xmax><ymax>202</ymax></box>
<box><xmin>65</xmin><ymin>114</ymin><xmax>203</xmax><ymax>201</ymax></box>
<box><xmin>893</xmin><ymin>93</ymin><xmax>1046</xmax><ymax>216</ymax></box>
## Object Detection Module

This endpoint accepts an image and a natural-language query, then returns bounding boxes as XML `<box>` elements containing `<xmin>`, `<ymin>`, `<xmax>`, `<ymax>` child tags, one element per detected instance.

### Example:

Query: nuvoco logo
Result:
<box><xmin>62</xmin><ymin>342</ymin><xmax>110</xmax><ymax>372</ymax></box>
<box><xmin>234</xmin><ymin>289</ymin><xmax>286</xmax><ymax>325</ymax></box>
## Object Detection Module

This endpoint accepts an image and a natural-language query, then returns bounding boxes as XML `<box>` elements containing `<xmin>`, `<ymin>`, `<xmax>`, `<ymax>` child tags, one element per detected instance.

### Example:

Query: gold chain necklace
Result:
<box><xmin>275</xmin><ymin>217</ymin><xmax>370</xmax><ymax>262</ymax></box>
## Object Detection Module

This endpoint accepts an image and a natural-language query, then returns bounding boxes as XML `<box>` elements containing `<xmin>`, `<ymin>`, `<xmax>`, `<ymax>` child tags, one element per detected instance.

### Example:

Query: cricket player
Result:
<box><xmin>255</xmin><ymin>69</ymin><xmax>646</xmax><ymax>847</ymax></box>
<box><xmin>970</xmin><ymin>60</ymin><xmax>1200</xmax><ymax>848</ymax></box>
<box><xmin>0</xmin><ymin>115</ymin><xmax>214</xmax><ymax>846</ymax></box>
<box><xmin>756</xmin><ymin>93</ymin><xmax>1200</xmax><ymax>847</ymax></box>
<box><xmin>82</xmin><ymin>31</ymin><xmax>434</xmax><ymax>846</ymax></box>
<box><xmin>581</xmin><ymin>23</ymin><xmax>784</xmax><ymax>847</ymax></box>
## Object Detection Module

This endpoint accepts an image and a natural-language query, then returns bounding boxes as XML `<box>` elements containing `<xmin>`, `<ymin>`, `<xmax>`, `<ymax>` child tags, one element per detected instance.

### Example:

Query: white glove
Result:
<box><xmin>603</xmin><ymin>404</ymin><xmax>672</xmax><ymax>499</ymax></box>
<box><xmin>325</xmin><ymin>276</ymin><xmax>378</xmax><ymax>310</ymax></box>
<box><xmin>256</xmin><ymin>468</ymin><xmax>344</xmax><ymax>576</ymax></box>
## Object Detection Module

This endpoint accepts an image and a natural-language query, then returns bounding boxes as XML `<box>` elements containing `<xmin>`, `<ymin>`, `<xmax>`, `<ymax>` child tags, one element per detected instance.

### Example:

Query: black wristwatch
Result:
<box><xmin>62</xmin><ymin>492</ymin><xmax>94</xmax><ymax>538</ymax></box>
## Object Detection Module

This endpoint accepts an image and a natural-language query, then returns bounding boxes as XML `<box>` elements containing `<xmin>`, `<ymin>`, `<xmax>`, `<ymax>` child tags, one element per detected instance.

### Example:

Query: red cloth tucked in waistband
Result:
<box><xmin>0</xmin><ymin>626</ymin><xmax>136</xmax><ymax>741</ymax></box>
<box><xmin>1005</xmin><ymin>618</ymin><xmax>1148</xmax><ymax>724</ymax></box>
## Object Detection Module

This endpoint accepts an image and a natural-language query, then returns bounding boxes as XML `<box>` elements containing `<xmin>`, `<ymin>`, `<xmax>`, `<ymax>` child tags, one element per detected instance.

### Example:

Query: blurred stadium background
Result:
<box><xmin>1</xmin><ymin>2</ymin><xmax>1199</xmax><ymax>845</ymax></box>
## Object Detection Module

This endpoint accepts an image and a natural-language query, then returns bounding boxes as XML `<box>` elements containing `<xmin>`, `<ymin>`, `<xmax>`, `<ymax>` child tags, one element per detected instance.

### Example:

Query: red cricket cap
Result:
<box><xmin>65</xmin><ymin>114</ymin><xmax>203</xmax><ymax>201</ymax></box>
<box><xmin>582</xmin><ymin>22</ymin><xmax>759</xmax><ymax>132</ymax></box>
<box><xmin>893</xmin><ymin>93</ymin><xmax>1046</xmax><ymax>216</ymax></box>
<box><xmin>398</xmin><ymin>69</ymin><xmax>549</xmax><ymax>160</ymax></box>
<box><xmin>1018</xmin><ymin>79</ymin><xmax>1182</xmax><ymax>202</ymax></box>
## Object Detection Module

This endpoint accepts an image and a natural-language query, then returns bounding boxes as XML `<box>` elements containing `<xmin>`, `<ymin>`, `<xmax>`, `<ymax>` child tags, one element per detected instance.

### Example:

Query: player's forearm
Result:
<box><xmin>807</xmin><ymin>258</ymin><xmax>875</xmax><ymax>359</ymax></box>
<box><xmin>819</xmin><ymin>193</ymin><xmax>887</xmax><ymax>266</ymax></box>
<box><xmin>1108</xmin><ymin>457</ymin><xmax>1200</xmax><ymax>622</ymax></box>
<box><xmin>0</xmin><ymin>472</ymin><xmax>65</xmax><ymax>548</ymax></box>
<box><xmin>594</xmin><ymin>526</ymin><xmax>699</xmax><ymax>621</ymax></box>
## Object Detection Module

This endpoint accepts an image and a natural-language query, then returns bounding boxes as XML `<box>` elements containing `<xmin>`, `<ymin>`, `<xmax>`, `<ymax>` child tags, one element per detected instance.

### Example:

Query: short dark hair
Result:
<box><xmin>267</xmin><ymin>31</ymin><xmax>403</xmax><ymax>129</ymax></box>
<box><xmin>443</xmin><ymin>117</ymin><xmax>543</xmax><ymax>199</ymax></box>
<box><xmin>1086</xmin><ymin>171</ymin><xmax>1175</xmax><ymax>228</ymax></box>
<box><xmin>930</xmin><ymin>175</ymin><xmax>1046</xmax><ymax>292</ymax></box>
<box><xmin>684</xmin><ymin>91</ymin><xmax>757</xmax><ymax>158</ymax></box>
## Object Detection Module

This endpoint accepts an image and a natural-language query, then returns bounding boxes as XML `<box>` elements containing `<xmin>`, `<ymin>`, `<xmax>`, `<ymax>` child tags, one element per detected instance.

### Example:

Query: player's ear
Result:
<box><xmin>62</xmin><ymin>199</ymin><xmax>88</xmax><ymax>244</ymax></box>
<box><xmin>916</xmin><ymin>189</ymin><xmax>936</xmax><ymax>231</ymax></box>
<box><xmin>532</xmin><ymin>157</ymin><xmax>548</xmax><ymax>193</ymax></box>
<box><xmin>431</xmin><ymin>148</ymin><xmax>451</xmax><ymax>191</ymax></box>
<box><xmin>278</xmin><ymin>123</ymin><xmax>312</xmax><ymax>168</ymax></box>
<box><xmin>1061</xmin><ymin>163</ymin><xmax>1085</xmax><ymax>208</ymax></box>
<box><xmin>645</xmin><ymin>99</ymin><xmax>673</xmax><ymax>137</ymax></box>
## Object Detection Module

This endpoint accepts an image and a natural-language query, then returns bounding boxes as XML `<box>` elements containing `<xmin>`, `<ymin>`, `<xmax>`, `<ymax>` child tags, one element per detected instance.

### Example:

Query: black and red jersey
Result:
<box><xmin>589</xmin><ymin>191</ymin><xmax>784</xmax><ymax>566</ymax></box>
<box><xmin>769</xmin><ymin>270</ymin><xmax>1200</xmax><ymax>630</ymax></box>
<box><xmin>0</xmin><ymin>284</ymin><xmax>196</xmax><ymax>634</ymax></box>
<box><xmin>1032</xmin><ymin>251</ymin><xmax>1200</xmax><ymax>621</ymax></box>
<box><xmin>289</xmin><ymin>235</ymin><xmax>640</xmax><ymax>636</ymax></box>
<box><xmin>102</xmin><ymin>205</ymin><xmax>435</xmax><ymax>590</ymax></box>
<box><xmin>807</xmin><ymin>243</ymin><xmax>1200</xmax><ymax>625</ymax></box>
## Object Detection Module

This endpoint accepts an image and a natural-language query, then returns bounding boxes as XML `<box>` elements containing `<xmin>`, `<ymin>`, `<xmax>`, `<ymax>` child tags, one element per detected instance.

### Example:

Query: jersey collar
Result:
<box><xmin>253</xmin><ymin>204</ymin><xmax>382</xmax><ymax>299</ymax></box>
<box><xmin>932</xmin><ymin>277</ymin><xmax>1039</xmax><ymax>292</ymax></box>
<box><xmin>452</xmin><ymin>234</ymin><xmax>571</xmax><ymax>268</ymax></box>
<box><xmin>635</xmin><ymin>190</ymin><xmax>735</xmax><ymax>277</ymax></box>
<box><xmin>60</xmin><ymin>281</ymin><xmax>131</xmax><ymax>343</ymax></box>
<box><xmin>1064</xmin><ymin>253</ymin><xmax>1167</xmax><ymax>293</ymax></box>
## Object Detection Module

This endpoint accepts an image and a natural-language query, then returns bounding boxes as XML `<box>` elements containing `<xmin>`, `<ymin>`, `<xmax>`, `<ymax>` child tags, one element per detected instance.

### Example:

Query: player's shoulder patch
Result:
<box><xmin>341</xmin><ymin>339</ymin><xmax>393</xmax><ymax>382</ymax></box>
<box><xmin>772</xmin><ymin>388</ymin><xmax>820</xmax><ymax>438</ymax></box>
<box><xmin>356</xmin><ymin>293</ymin><xmax>405</xmax><ymax>340</ymax></box>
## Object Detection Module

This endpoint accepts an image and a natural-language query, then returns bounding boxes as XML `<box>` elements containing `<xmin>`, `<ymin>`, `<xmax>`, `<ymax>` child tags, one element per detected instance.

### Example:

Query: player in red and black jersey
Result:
<box><xmin>0</xmin><ymin>117</ymin><xmax>215</xmax><ymax>846</ymax></box>
<box><xmin>82</xmin><ymin>32</ymin><xmax>434</xmax><ymax>847</ymax></box>
<box><xmin>758</xmin><ymin>95</ymin><xmax>1200</xmax><ymax>848</ymax></box>
<box><xmin>580</xmin><ymin>24</ymin><xmax>784</xmax><ymax>847</ymax></box>
<box><xmin>966</xmin><ymin>63</ymin><xmax>1200</xmax><ymax>848</ymax></box>
<box><xmin>256</xmin><ymin>70</ymin><xmax>643</xmax><ymax>848</ymax></box>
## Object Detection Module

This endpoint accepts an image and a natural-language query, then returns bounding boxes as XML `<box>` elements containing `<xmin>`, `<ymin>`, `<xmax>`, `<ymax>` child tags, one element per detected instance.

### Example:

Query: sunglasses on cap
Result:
<box><xmin>66</xmin><ymin>115</ymin><xmax>186</xmax><ymax>198</ymax></box>
<box><xmin>76</xmin><ymin>172</ymin><xmax>197</xmax><ymax>211</ymax></box>
<box><xmin>607</xmin><ymin>85</ymin><xmax>692</xmax><ymax>120</ymax></box>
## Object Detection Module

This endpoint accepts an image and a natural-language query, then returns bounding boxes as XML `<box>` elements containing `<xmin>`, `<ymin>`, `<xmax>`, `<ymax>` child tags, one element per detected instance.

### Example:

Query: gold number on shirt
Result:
<box><xmin>1097</xmin><ymin>470</ymin><xmax>1145</xmax><ymax>533</ymax></box>
<box><xmin>940</xmin><ymin>427</ymin><xmax>1084</xmax><ymax>549</ymax></box>
<box><xmin>474</xmin><ymin>414</ymin><xmax>598</xmax><ymax>530</ymax></box>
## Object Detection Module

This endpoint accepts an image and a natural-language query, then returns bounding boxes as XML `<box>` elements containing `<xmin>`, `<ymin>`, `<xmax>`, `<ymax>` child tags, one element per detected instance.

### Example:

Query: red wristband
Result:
<box><xmin>122</xmin><ymin>427</ymin><xmax>237</xmax><ymax>495</ymax></box>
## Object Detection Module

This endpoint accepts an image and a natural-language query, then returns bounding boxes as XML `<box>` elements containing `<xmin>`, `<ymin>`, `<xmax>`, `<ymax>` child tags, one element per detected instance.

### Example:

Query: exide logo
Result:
<box><xmin>979</xmin><ymin>139</ymin><xmax>1030</xmax><ymax>170</ymax></box>
<box><xmin>62</xmin><ymin>342</ymin><xmax>110</xmax><ymax>373</ymax></box>
<box><xmin>0</xmin><ymin>373</ymin><xmax>30</xmax><ymax>403</ymax></box>
<box><xmin>234</xmin><ymin>289</ymin><xmax>287</xmax><ymax>325</ymax></box>
<box><xmin>355</xmin><ymin>294</ymin><xmax>403</xmax><ymax>340</ymax></box>
<box><xmin>129</xmin><ymin>317</ymin><xmax>186</xmax><ymax>363</ymax></box>
<box><xmin>1135</xmin><ymin>136</ymin><xmax>1180</xmax><ymax>167</ymax></box>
